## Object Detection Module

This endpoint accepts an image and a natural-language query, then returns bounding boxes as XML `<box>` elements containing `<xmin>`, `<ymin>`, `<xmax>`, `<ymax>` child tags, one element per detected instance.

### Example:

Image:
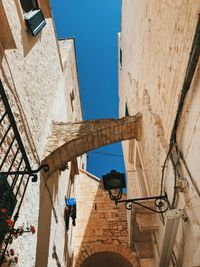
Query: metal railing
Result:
<box><xmin>0</xmin><ymin>80</ymin><xmax>48</xmax><ymax>264</ymax></box>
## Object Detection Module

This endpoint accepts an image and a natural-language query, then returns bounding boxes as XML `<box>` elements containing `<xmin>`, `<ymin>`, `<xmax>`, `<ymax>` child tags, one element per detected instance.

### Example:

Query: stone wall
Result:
<box><xmin>119</xmin><ymin>1</ymin><xmax>200</xmax><ymax>266</ymax></box>
<box><xmin>73</xmin><ymin>169</ymin><xmax>139</xmax><ymax>267</ymax></box>
<box><xmin>0</xmin><ymin>1</ymin><xmax>84</xmax><ymax>266</ymax></box>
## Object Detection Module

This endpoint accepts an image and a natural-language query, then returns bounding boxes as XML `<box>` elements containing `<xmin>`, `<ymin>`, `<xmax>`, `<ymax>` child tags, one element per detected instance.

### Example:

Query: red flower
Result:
<box><xmin>6</xmin><ymin>219</ymin><xmax>14</xmax><ymax>227</ymax></box>
<box><xmin>30</xmin><ymin>225</ymin><xmax>36</xmax><ymax>234</ymax></box>
<box><xmin>14</xmin><ymin>256</ymin><xmax>18</xmax><ymax>263</ymax></box>
<box><xmin>10</xmin><ymin>249</ymin><xmax>15</xmax><ymax>256</ymax></box>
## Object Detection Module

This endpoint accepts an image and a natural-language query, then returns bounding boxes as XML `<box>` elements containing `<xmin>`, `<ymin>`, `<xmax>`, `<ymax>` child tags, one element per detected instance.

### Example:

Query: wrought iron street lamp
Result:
<box><xmin>102</xmin><ymin>170</ymin><xmax>126</xmax><ymax>202</ymax></box>
<box><xmin>102</xmin><ymin>170</ymin><xmax>169</xmax><ymax>213</ymax></box>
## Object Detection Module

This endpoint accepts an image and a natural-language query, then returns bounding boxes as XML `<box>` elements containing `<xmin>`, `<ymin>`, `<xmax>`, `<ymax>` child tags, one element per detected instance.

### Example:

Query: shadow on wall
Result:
<box><xmin>35</xmin><ymin>170</ymin><xmax>70</xmax><ymax>267</ymax></box>
<box><xmin>14</xmin><ymin>0</ymin><xmax>43</xmax><ymax>57</ymax></box>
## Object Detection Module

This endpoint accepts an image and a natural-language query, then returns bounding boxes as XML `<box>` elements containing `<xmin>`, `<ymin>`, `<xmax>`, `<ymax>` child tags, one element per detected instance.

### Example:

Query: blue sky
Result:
<box><xmin>51</xmin><ymin>0</ymin><xmax>125</xmax><ymax>178</ymax></box>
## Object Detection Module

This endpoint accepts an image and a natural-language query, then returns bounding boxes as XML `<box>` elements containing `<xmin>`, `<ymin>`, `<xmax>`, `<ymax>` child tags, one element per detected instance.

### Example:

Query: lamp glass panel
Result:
<box><xmin>108</xmin><ymin>177</ymin><xmax>121</xmax><ymax>189</ymax></box>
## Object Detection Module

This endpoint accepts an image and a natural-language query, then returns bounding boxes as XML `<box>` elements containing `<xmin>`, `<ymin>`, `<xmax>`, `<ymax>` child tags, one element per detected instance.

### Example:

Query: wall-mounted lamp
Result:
<box><xmin>102</xmin><ymin>170</ymin><xmax>126</xmax><ymax>201</ymax></box>
<box><xmin>102</xmin><ymin>170</ymin><xmax>169</xmax><ymax>213</ymax></box>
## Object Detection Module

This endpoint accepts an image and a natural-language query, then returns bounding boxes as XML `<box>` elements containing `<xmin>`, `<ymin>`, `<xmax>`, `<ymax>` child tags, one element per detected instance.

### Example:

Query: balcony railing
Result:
<box><xmin>0</xmin><ymin>80</ymin><xmax>48</xmax><ymax>263</ymax></box>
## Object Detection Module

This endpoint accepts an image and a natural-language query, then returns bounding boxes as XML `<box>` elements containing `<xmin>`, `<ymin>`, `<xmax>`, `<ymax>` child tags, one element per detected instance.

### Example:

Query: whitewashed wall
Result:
<box><xmin>0</xmin><ymin>1</ymin><xmax>85</xmax><ymax>266</ymax></box>
<box><xmin>119</xmin><ymin>1</ymin><xmax>200</xmax><ymax>266</ymax></box>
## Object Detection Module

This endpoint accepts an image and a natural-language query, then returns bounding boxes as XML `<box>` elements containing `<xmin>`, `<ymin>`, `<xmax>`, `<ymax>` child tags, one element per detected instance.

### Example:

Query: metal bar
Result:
<box><xmin>0</xmin><ymin>136</ymin><xmax>15</xmax><ymax>169</ymax></box>
<box><xmin>117</xmin><ymin>194</ymin><xmax>167</xmax><ymax>203</ymax></box>
<box><xmin>0</xmin><ymin>163</ymin><xmax>49</xmax><ymax>176</ymax></box>
<box><xmin>11</xmin><ymin>156</ymin><xmax>23</xmax><ymax>190</ymax></box>
<box><xmin>14</xmin><ymin>167</ymin><xmax>26</xmax><ymax>198</ymax></box>
<box><xmin>116</xmin><ymin>194</ymin><xmax>169</xmax><ymax>213</ymax></box>
<box><xmin>0</xmin><ymin>80</ymin><xmax>32</xmax><ymax>171</ymax></box>
<box><xmin>7</xmin><ymin>146</ymin><xmax>20</xmax><ymax>172</ymax></box>
<box><xmin>3</xmin><ymin>146</ymin><xmax>21</xmax><ymax>198</ymax></box>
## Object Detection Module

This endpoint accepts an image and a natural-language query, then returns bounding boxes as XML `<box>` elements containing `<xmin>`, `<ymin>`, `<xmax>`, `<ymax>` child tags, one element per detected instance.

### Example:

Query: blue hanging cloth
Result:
<box><xmin>65</xmin><ymin>198</ymin><xmax>76</xmax><ymax>227</ymax></box>
<box><xmin>65</xmin><ymin>198</ymin><xmax>76</xmax><ymax>206</ymax></box>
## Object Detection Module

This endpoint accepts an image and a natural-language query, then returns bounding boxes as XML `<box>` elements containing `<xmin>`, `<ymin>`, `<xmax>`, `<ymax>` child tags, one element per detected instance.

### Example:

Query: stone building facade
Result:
<box><xmin>0</xmin><ymin>1</ymin><xmax>85</xmax><ymax>266</ymax></box>
<box><xmin>4</xmin><ymin>1</ymin><xmax>200</xmax><ymax>267</ymax></box>
<box><xmin>0</xmin><ymin>2</ymin><xmax>143</xmax><ymax>267</ymax></box>
<box><xmin>119</xmin><ymin>1</ymin><xmax>200</xmax><ymax>267</ymax></box>
<box><xmin>72</xmin><ymin>169</ymin><xmax>139</xmax><ymax>267</ymax></box>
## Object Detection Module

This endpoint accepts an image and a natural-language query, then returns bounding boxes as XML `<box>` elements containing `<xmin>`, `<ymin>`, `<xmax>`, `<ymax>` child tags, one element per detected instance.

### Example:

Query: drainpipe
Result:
<box><xmin>158</xmin><ymin>209</ymin><xmax>181</xmax><ymax>267</ymax></box>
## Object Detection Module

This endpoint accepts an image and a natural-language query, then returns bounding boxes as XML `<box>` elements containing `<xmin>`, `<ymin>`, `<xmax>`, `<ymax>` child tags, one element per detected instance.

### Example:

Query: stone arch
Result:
<box><xmin>80</xmin><ymin>252</ymin><xmax>132</xmax><ymax>267</ymax></box>
<box><xmin>42</xmin><ymin>113</ymin><xmax>142</xmax><ymax>177</ymax></box>
<box><xmin>74</xmin><ymin>244</ymin><xmax>139</xmax><ymax>267</ymax></box>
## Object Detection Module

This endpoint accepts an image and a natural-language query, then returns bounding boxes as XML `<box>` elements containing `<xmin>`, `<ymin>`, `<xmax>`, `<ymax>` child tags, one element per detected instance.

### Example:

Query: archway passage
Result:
<box><xmin>42</xmin><ymin>113</ymin><xmax>142</xmax><ymax>177</ymax></box>
<box><xmin>80</xmin><ymin>252</ymin><xmax>133</xmax><ymax>267</ymax></box>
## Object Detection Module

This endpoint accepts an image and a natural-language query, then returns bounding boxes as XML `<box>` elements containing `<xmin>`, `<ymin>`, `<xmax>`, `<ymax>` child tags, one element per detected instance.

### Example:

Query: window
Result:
<box><xmin>120</xmin><ymin>48</ymin><xmax>122</xmax><ymax>69</ymax></box>
<box><xmin>70</xmin><ymin>90</ymin><xmax>75</xmax><ymax>112</ymax></box>
<box><xmin>20</xmin><ymin>0</ymin><xmax>38</xmax><ymax>13</ymax></box>
<box><xmin>125</xmin><ymin>103</ymin><xmax>129</xmax><ymax>116</ymax></box>
<box><xmin>82</xmin><ymin>163</ymin><xmax>85</xmax><ymax>170</ymax></box>
<box><xmin>19</xmin><ymin>0</ymin><xmax>46</xmax><ymax>36</ymax></box>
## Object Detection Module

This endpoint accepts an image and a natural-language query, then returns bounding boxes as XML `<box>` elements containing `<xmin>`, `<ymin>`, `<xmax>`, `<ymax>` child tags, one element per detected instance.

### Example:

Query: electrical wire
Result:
<box><xmin>90</xmin><ymin>151</ymin><xmax>123</xmax><ymax>158</ymax></box>
<box><xmin>170</xmin><ymin>154</ymin><xmax>178</xmax><ymax>209</ymax></box>
<box><xmin>160</xmin><ymin>143</ymin><xmax>174</xmax><ymax>196</ymax></box>
<box><xmin>170</xmin><ymin>14</ymin><xmax>200</xmax><ymax>144</ymax></box>
<box><xmin>160</xmin><ymin>14</ymin><xmax>200</xmax><ymax>206</ymax></box>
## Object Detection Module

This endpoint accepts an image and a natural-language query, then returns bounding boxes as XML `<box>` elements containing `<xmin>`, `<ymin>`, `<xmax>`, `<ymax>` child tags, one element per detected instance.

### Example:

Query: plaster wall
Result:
<box><xmin>2</xmin><ymin>0</ymin><xmax>67</xmax><ymax>159</ymax></box>
<box><xmin>119</xmin><ymin>1</ymin><xmax>200</xmax><ymax>266</ymax></box>
<box><xmin>0</xmin><ymin>2</ymin><xmax>84</xmax><ymax>266</ymax></box>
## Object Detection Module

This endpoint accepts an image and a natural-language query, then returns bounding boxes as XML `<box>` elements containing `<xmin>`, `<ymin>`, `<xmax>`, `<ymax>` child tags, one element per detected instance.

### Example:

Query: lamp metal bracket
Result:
<box><xmin>115</xmin><ymin>193</ymin><xmax>169</xmax><ymax>213</ymax></box>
